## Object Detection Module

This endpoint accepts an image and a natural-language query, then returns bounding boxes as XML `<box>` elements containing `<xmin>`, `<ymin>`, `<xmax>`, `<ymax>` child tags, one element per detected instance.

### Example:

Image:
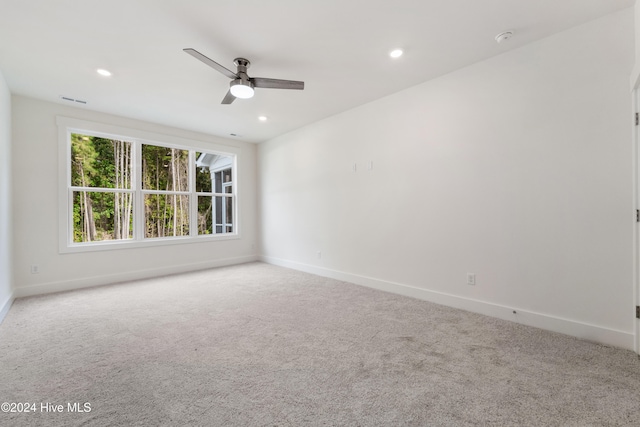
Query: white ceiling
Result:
<box><xmin>0</xmin><ymin>0</ymin><xmax>633</xmax><ymax>143</ymax></box>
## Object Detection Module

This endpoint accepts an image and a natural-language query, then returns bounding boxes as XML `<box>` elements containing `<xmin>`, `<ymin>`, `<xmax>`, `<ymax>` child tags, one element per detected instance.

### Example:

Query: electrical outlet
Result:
<box><xmin>31</xmin><ymin>265</ymin><xmax>40</xmax><ymax>274</ymax></box>
<box><xmin>467</xmin><ymin>273</ymin><xmax>475</xmax><ymax>285</ymax></box>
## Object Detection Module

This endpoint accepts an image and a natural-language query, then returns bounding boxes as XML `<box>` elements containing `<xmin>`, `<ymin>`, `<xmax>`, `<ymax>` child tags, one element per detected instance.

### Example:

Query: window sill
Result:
<box><xmin>59</xmin><ymin>233</ymin><xmax>240</xmax><ymax>254</ymax></box>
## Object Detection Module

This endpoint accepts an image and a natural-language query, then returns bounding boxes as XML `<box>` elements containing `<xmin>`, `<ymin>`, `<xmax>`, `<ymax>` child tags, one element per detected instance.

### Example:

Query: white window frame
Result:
<box><xmin>57</xmin><ymin>116</ymin><xmax>241</xmax><ymax>253</ymax></box>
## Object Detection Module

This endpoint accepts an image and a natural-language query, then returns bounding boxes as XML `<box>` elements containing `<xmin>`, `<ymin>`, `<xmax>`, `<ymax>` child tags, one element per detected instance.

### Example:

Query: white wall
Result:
<box><xmin>631</xmin><ymin>0</ymin><xmax>640</xmax><ymax>355</ymax></box>
<box><xmin>633</xmin><ymin>2</ymin><xmax>640</xmax><ymax>86</ymax></box>
<box><xmin>12</xmin><ymin>96</ymin><xmax>258</xmax><ymax>296</ymax></box>
<box><xmin>0</xmin><ymin>70</ymin><xmax>13</xmax><ymax>321</ymax></box>
<box><xmin>258</xmin><ymin>9</ymin><xmax>635</xmax><ymax>349</ymax></box>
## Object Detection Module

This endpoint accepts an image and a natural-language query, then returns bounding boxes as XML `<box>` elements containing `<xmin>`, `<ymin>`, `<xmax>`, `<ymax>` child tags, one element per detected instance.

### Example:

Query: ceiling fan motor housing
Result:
<box><xmin>233</xmin><ymin>58</ymin><xmax>251</xmax><ymax>71</ymax></box>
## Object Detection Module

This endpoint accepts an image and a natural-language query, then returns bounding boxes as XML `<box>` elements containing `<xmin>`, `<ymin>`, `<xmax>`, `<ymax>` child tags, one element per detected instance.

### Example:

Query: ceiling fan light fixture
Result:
<box><xmin>230</xmin><ymin>79</ymin><xmax>255</xmax><ymax>99</ymax></box>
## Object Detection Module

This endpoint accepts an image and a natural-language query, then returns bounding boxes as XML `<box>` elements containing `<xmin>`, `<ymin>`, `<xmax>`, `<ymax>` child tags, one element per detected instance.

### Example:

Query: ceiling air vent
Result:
<box><xmin>59</xmin><ymin>95</ymin><xmax>88</xmax><ymax>105</ymax></box>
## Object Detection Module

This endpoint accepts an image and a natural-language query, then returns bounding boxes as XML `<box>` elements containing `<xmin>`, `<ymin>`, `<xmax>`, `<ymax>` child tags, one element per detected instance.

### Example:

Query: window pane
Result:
<box><xmin>223</xmin><ymin>169</ymin><xmax>232</xmax><ymax>183</ymax></box>
<box><xmin>144</xmin><ymin>194</ymin><xmax>189</xmax><ymax>238</ymax></box>
<box><xmin>225</xmin><ymin>196</ymin><xmax>233</xmax><ymax>227</ymax></box>
<box><xmin>72</xmin><ymin>191</ymin><xmax>133</xmax><ymax>242</ymax></box>
<box><xmin>195</xmin><ymin>153</ymin><xmax>233</xmax><ymax>193</ymax></box>
<box><xmin>195</xmin><ymin>157</ymin><xmax>212</xmax><ymax>193</ymax></box>
<box><xmin>71</xmin><ymin>134</ymin><xmax>132</xmax><ymax>189</ymax></box>
<box><xmin>214</xmin><ymin>171</ymin><xmax>222</xmax><ymax>193</ymax></box>
<box><xmin>197</xmin><ymin>195</ymin><xmax>213</xmax><ymax>235</ymax></box>
<box><xmin>142</xmin><ymin>145</ymin><xmax>189</xmax><ymax>191</ymax></box>
<box><xmin>200</xmin><ymin>196</ymin><xmax>235</xmax><ymax>234</ymax></box>
<box><xmin>215</xmin><ymin>195</ymin><xmax>222</xmax><ymax>225</ymax></box>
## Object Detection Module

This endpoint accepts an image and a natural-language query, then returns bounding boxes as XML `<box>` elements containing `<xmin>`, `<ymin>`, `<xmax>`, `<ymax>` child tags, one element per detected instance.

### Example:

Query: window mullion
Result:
<box><xmin>134</xmin><ymin>140</ymin><xmax>144</xmax><ymax>241</ymax></box>
<box><xmin>68</xmin><ymin>187</ymin><xmax>135</xmax><ymax>193</ymax></box>
<box><xmin>189</xmin><ymin>150</ymin><xmax>196</xmax><ymax>237</ymax></box>
<box><xmin>141</xmin><ymin>190</ymin><xmax>191</xmax><ymax>195</ymax></box>
<box><xmin>67</xmin><ymin>187</ymin><xmax>74</xmax><ymax>245</ymax></box>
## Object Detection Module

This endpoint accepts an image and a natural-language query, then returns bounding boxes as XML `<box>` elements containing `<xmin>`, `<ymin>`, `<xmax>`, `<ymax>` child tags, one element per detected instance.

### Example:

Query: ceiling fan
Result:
<box><xmin>183</xmin><ymin>48</ymin><xmax>305</xmax><ymax>104</ymax></box>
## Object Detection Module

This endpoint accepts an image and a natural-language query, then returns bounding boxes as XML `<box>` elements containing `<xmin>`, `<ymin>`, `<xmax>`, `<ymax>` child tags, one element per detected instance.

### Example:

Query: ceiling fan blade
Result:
<box><xmin>252</xmin><ymin>77</ymin><xmax>304</xmax><ymax>90</ymax></box>
<box><xmin>183</xmin><ymin>48</ymin><xmax>238</xmax><ymax>80</ymax></box>
<box><xmin>221</xmin><ymin>90</ymin><xmax>236</xmax><ymax>104</ymax></box>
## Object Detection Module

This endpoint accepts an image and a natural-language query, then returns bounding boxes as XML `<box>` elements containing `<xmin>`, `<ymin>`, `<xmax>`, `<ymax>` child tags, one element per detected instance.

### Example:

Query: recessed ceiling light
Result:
<box><xmin>258</xmin><ymin>116</ymin><xmax>268</xmax><ymax>122</ymax></box>
<box><xmin>96</xmin><ymin>69</ymin><xmax>112</xmax><ymax>77</ymax></box>
<box><xmin>389</xmin><ymin>49</ymin><xmax>403</xmax><ymax>58</ymax></box>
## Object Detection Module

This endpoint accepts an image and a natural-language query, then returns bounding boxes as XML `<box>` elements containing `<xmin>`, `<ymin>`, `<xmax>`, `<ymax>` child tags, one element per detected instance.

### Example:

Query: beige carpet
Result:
<box><xmin>0</xmin><ymin>262</ymin><xmax>639</xmax><ymax>426</ymax></box>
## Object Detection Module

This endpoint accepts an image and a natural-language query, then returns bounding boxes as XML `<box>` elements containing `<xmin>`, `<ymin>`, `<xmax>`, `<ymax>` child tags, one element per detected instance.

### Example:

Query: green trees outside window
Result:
<box><xmin>71</xmin><ymin>134</ymin><xmax>132</xmax><ymax>242</ymax></box>
<box><xmin>141</xmin><ymin>145</ymin><xmax>190</xmax><ymax>238</ymax></box>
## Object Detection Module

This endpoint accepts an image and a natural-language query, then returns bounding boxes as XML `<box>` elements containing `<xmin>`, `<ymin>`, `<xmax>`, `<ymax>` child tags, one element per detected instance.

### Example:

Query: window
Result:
<box><xmin>58</xmin><ymin>117</ymin><xmax>238</xmax><ymax>252</ymax></box>
<box><xmin>195</xmin><ymin>153</ymin><xmax>234</xmax><ymax>235</ymax></box>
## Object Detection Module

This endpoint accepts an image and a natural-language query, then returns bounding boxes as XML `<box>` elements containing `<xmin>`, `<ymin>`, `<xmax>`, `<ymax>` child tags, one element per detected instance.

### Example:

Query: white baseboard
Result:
<box><xmin>14</xmin><ymin>255</ymin><xmax>259</xmax><ymax>298</ymax></box>
<box><xmin>0</xmin><ymin>293</ymin><xmax>14</xmax><ymax>325</ymax></box>
<box><xmin>261</xmin><ymin>255</ymin><xmax>635</xmax><ymax>351</ymax></box>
